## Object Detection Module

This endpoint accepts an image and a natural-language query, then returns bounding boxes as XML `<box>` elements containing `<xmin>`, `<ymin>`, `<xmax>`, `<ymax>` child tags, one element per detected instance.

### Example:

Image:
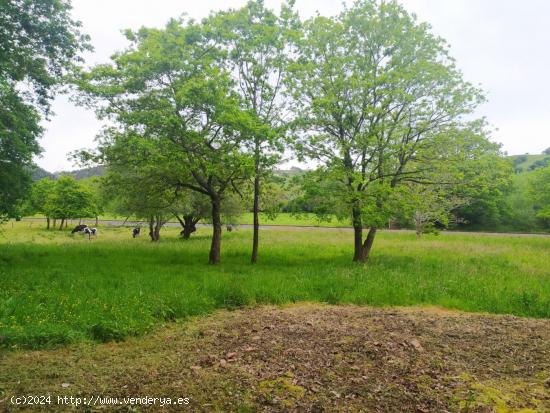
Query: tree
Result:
<box><xmin>397</xmin><ymin>184</ymin><xmax>469</xmax><ymax>237</ymax></box>
<box><xmin>49</xmin><ymin>176</ymin><xmax>94</xmax><ymax>230</ymax></box>
<box><xmin>530</xmin><ymin>165</ymin><xmax>550</xmax><ymax>226</ymax></box>
<box><xmin>78</xmin><ymin>20</ymin><xmax>255</xmax><ymax>262</ymax></box>
<box><xmin>28</xmin><ymin>178</ymin><xmax>56</xmax><ymax>228</ymax></box>
<box><xmin>174</xmin><ymin>190</ymin><xmax>246</xmax><ymax>239</ymax></box>
<box><xmin>79</xmin><ymin>176</ymin><xmax>104</xmax><ymax>226</ymax></box>
<box><xmin>528</xmin><ymin>158</ymin><xmax>550</xmax><ymax>171</ymax></box>
<box><xmin>102</xmin><ymin>168</ymin><xmax>176</xmax><ymax>241</ymax></box>
<box><xmin>543</xmin><ymin>147</ymin><xmax>550</xmax><ymax>155</ymax></box>
<box><xmin>206</xmin><ymin>0</ymin><xmax>298</xmax><ymax>263</ymax></box>
<box><xmin>287</xmin><ymin>0</ymin><xmax>485</xmax><ymax>262</ymax></box>
<box><xmin>0</xmin><ymin>0</ymin><xmax>89</xmax><ymax>220</ymax></box>
<box><xmin>284</xmin><ymin>169</ymin><xmax>349</xmax><ymax>224</ymax></box>
<box><xmin>450</xmin><ymin>133</ymin><xmax>513</xmax><ymax>230</ymax></box>
<box><xmin>173</xmin><ymin>191</ymin><xmax>211</xmax><ymax>240</ymax></box>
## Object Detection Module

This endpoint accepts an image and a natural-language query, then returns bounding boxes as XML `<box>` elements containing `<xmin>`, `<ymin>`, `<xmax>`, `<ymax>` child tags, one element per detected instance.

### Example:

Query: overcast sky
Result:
<box><xmin>36</xmin><ymin>0</ymin><xmax>550</xmax><ymax>172</ymax></box>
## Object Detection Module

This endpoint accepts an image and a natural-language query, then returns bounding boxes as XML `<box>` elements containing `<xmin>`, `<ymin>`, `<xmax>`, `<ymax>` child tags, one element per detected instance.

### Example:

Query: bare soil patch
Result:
<box><xmin>1</xmin><ymin>304</ymin><xmax>549</xmax><ymax>412</ymax></box>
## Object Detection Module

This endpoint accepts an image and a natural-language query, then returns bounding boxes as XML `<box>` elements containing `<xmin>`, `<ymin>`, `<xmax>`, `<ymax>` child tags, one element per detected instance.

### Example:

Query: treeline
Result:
<box><xmin>22</xmin><ymin>176</ymin><xmax>102</xmax><ymax>229</ymax></box>
<box><xmin>23</xmin><ymin>150</ymin><xmax>550</xmax><ymax>239</ymax></box>
<box><xmin>281</xmin><ymin>152</ymin><xmax>550</xmax><ymax>234</ymax></box>
<box><xmin>30</xmin><ymin>166</ymin><xmax>106</xmax><ymax>181</ymax></box>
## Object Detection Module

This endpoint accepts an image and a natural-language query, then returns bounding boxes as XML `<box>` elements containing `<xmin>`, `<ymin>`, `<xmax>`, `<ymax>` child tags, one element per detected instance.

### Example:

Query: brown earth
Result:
<box><xmin>1</xmin><ymin>304</ymin><xmax>549</xmax><ymax>412</ymax></box>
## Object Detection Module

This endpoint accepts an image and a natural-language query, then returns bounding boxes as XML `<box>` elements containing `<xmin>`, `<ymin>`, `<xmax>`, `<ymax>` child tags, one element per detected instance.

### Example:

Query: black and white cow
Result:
<box><xmin>83</xmin><ymin>227</ymin><xmax>97</xmax><ymax>238</ymax></box>
<box><xmin>71</xmin><ymin>224</ymin><xmax>88</xmax><ymax>234</ymax></box>
<box><xmin>132</xmin><ymin>227</ymin><xmax>141</xmax><ymax>238</ymax></box>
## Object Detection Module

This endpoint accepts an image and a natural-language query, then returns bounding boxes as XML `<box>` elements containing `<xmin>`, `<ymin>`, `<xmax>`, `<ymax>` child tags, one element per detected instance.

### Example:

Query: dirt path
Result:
<box><xmin>1</xmin><ymin>304</ymin><xmax>549</xmax><ymax>412</ymax></box>
<box><xmin>21</xmin><ymin>217</ymin><xmax>550</xmax><ymax>237</ymax></box>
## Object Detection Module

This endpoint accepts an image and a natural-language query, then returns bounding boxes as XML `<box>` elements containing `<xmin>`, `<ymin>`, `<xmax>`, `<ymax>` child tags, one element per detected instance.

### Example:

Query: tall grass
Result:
<box><xmin>1</xmin><ymin>222</ymin><xmax>549</xmax><ymax>349</ymax></box>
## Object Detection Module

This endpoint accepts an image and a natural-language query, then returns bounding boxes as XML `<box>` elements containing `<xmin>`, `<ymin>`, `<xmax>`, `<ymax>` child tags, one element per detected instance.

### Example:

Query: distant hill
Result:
<box><xmin>59</xmin><ymin>165</ymin><xmax>106</xmax><ymax>180</ymax></box>
<box><xmin>30</xmin><ymin>166</ymin><xmax>55</xmax><ymax>181</ymax></box>
<box><xmin>276</xmin><ymin>167</ymin><xmax>307</xmax><ymax>177</ymax></box>
<box><xmin>31</xmin><ymin>165</ymin><xmax>106</xmax><ymax>181</ymax></box>
<box><xmin>509</xmin><ymin>154</ymin><xmax>550</xmax><ymax>173</ymax></box>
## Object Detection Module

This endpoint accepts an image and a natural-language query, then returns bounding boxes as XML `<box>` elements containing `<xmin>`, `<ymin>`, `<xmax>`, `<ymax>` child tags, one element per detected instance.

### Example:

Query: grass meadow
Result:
<box><xmin>1</xmin><ymin>221</ymin><xmax>549</xmax><ymax>350</ymax></box>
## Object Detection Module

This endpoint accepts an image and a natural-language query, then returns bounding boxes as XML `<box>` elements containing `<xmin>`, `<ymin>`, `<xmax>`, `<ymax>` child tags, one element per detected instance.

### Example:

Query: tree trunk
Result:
<box><xmin>351</xmin><ymin>205</ymin><xmax>377</xmax><ymax>262</ymax></box>
<box><xmin>360</xmin><ymin>227</ymin><xmax>377</xmax><ymax>261</ymax></box>
<box><xmin>251</xmin><ymin>143</ymin><xmax>260</xmax><ymax>264</ymax></box>
<box><xmin>352</xmin><ymin>204</ymin><xmax>364</xmax><ymax>262</ymax></box>
<box><xmin>182</xmin><ymin>215</ymin><xmax>197</xmax><ymax>239</ymax></box>
<box><xmin>148</xmin><ymin>216</ymin><xmax>156</xmax><ymax>241</ymax></box>
<box><xmin>209</xmin><ymin>195</ymin><xmax>222</xmax><ymax>265</ymax></box>
<box><xmin>414</xmin><ymin>213</ymin><xmax>423</xmax><ymax>238</ymax></box>
<box><xmin>175</xmin><ymin>214</ymin><xmax>198</xmax><ymax>239</ymax></box>
<box><xmin>59</xmin><ymin>218</ymin><xmax>65</xmax><ymax>231</ymax></box>
<box><xmin>154</xmin><ymin>215</ymin><xmax>162</xmax><ymax>241</ymax></box>
<box><xmin>95</xmin><ymin>216</ymin><xmax>99</xmax><ymax>226</ymax></box>
<box><xmin>52</xmin><ymin>218</ymin><xmax>57</xmax><ymax>229</ymax></box>
<box><xmin>46</xmin><ymin>217</ymin><xmax>50</xmax><ymax>230</ymax></box>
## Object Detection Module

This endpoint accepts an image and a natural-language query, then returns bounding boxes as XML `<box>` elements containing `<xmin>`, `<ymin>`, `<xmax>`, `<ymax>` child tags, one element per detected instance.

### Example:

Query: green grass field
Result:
<box><xmin>1</xmin><ymin>221</ymin><xmax>549</xmax><ymax>350</ymax></box>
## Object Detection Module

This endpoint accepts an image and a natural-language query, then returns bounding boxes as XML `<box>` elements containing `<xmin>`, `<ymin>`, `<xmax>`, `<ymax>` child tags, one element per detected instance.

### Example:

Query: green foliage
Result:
<box><xmin>102</xmin><ymin>169</ymin><xmax>175</xmax><ymax>223</ymax></box>
<box><xmin>284</xmin><ymin>168</ymin><xmax>349</xmax><ymax>221</ymax></box>
<box><xmin>530</xmin><ymin>165</ymin><xmax>550</xmax><ymax>224</ymax></box>
<box><xmin>79</xmin><ymin>176</ymin><xmax>104</xmax><ymax>218</ymax></box>
<box><xmin>48</xmin><ymin>176</ymin><xmax>94</xmax><ymax>220</ymax></box>
<box><xmin>0</xmin><ymin>0</ymin><xmax>89</xmax><ymax>219</ymax></box>
<box><xmin>0</xmin><ymin>83</ymin><xmax>42</xmax><ymax>220</ymax></box>
<box><xmin>26</xmin><ymin>176</ymin><xmax>96</xmax><ymax>224</ymax></box>
<box><xmin>510</xmin><ymin>154</ymin><xmax>548</xmax><ymax>173</ymax></box>
<box><xmin>206</xmin><ymin>0</ymin><xmax>297</xmax><ymax>152</ymax></box>
<box><xmin>528</xmin><ymin>157</ymin><xmax>550</xmax><ymax>171</ymax></box>
<box><xmin>0</xmin><ymin>0</ymin><xmax>90</xmax><ymax>108</ymax></box>
<box><xmin>502</xmin><ymin>172</ymin><xmax>539</xmax><ymax>230</ymax></box>
<box><xmin>28</xmin><ymin>177</ymin><xmax>56</xmax><ymax>217</ymax></box>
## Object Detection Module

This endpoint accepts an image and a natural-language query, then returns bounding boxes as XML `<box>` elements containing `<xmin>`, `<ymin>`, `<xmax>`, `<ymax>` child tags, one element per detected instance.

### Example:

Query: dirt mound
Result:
<box><xmin>1</xmin><ymin>304</ymin><xmax>549</xmax><ymax>412</ymax></box>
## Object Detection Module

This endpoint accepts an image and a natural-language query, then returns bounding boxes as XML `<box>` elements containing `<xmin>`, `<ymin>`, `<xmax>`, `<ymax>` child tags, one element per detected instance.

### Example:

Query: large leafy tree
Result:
<box><xmin>28</xmin><ymin>177</ymin><xmax>56</xmax><ymax>228</ymax></box>
<box><xmin>206</xmin><ymin>0</ymin><xmax>298</xmax><ymax>263</ymax></box>
<box><xmin>78</xmin><ymin>20</ymin><xmax>255</xmax><ymax>263</ymax></box>
<box><xmin>102</xmin><ymin>167</ymin><xmax>178</xmax><ymax>241</ymax></box>
<box><xmin>530</xmin><ymin>165</ymin><xmax>550</xmax><ymax>226</ymax></box>
<box><xmin>38</xmin><ymin>175</ymin><xmax>94</xmax><ymax>230</ymax></box>
<box><xmin>288</xmin><ymin>0</ymin><xmax>485</xmax><ymax>262</ymax></box>
<box><xmin>79</xmin><ymin>176</ymin><xmax>104</xmax><ymax>226</ymax></box>
<box><xmin>0</xmin><ymin>0</ymin><xmax>89</xmax><ymax>220</ymax></box>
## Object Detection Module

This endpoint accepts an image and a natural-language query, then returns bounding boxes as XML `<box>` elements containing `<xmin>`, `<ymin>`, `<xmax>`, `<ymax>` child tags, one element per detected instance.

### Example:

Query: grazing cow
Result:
<box><xmin>83</xmin><ymin>227</ymin><xmax>97</xmax><ymax>238</ymax></box>
<box><xmin>71</xmin><ymin>224</ymin><xmax>88</xmax><ymax>234</ymax></box>
<box><xmin>132</xmin><ymin>227</ymin><xmax>141</xmax><ymax>238</ymax></box>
